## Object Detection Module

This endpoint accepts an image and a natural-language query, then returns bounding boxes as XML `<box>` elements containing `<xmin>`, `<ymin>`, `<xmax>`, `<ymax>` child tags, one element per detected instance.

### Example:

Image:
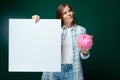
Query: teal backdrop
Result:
<box><xmin>0</xmin><ymin>0</ymin><xmax>120</xmax><ymax>80</ymax></box>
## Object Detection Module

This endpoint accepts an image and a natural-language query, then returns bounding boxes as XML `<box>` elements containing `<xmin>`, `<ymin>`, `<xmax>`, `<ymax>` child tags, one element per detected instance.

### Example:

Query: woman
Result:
<box><xmin>32</xmin><ymin>4</ymin><xmax>90</xmax><ymax>80</ymax></box>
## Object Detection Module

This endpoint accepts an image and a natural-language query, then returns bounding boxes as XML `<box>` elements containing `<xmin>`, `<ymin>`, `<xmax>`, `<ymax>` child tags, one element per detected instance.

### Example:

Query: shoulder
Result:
<box><xmin>74</xmin><ymin>24</ymin><xmax>86</xmax><ymax>31</ymax></box>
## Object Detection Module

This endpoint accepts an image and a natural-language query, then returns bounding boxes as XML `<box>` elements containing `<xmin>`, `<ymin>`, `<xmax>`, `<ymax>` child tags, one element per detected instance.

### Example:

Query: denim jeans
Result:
<box><xmin>52</xmin><ymin>64</ymin><xmax>74</xmax><ymax>80</ymax></box>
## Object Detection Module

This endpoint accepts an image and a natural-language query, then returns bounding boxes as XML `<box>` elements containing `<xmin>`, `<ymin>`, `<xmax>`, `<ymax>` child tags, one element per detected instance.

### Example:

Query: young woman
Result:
<box><xmin>32</xmin><ymin>4</ymin><xmax>90</xmax><ymax>80</ymax></box>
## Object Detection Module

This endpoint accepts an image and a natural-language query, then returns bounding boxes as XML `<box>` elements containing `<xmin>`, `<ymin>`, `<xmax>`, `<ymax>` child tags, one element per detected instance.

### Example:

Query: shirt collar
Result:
<box><xmin>62</xmin><ymin>24</ymin><xmax>76</xmax><ymax>31</ymax></box>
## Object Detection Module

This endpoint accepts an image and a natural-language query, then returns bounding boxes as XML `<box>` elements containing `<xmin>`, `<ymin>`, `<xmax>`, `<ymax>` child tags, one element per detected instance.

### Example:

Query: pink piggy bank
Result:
<box><xmin>78</xmin><ymin>34</ymin><xmax>93</xmax><ymax>50</ymax></box>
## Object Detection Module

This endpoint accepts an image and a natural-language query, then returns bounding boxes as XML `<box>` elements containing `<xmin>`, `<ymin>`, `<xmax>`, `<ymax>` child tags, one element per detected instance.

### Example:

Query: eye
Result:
<box><xmin>68</xmin><ymin>9</ymin><xmax>72</xmax><ymax>12</ymax></box>
<box><xmin>63</xmin><ymin>11</ymin><xmax>67</xmax><ymax>15</ymax></box>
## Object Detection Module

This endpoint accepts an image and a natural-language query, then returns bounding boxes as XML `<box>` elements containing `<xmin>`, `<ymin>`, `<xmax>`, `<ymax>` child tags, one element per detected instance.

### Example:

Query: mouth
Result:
<box><xmin>69</xmin><ymin>16</ymin><xmax>73</xmax><ymax>19</ymax></box>
<box><xmin>68</xmin><ymin>17</ymin><xmax>73</xmax><ymax>19</ymax></box>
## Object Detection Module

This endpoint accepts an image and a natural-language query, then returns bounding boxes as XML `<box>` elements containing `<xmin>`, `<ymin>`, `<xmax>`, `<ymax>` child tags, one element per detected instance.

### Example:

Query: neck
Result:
<box><xmin>64</xmin><ymin>22</ymin><xmax>72</xmax><ymax>28</ymax></box>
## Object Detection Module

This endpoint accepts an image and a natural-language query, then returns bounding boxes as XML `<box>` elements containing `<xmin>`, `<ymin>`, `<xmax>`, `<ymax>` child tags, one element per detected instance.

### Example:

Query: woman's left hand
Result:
<box><xmin>79</xmin><ymin>46</ymin><xmax>89</xmax><ymax>55</ymax></box>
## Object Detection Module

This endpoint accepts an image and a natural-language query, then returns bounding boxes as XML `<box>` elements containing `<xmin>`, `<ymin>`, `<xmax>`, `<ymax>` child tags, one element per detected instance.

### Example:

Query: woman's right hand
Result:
<box><xmin>32</xmin><ymin>15</ymin><xmax>40</xmax><ymax>23</ymax></box>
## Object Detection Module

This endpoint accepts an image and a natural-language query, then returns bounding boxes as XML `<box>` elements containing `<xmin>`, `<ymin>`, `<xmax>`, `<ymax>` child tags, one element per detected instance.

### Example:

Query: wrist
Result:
<box><xmin>82</xmin><ymin>51</ymin><xmax>89</xmax><ymax>56</ymax></box>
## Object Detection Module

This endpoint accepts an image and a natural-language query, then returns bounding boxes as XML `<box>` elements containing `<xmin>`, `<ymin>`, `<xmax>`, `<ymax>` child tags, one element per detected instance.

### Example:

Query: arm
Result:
<box><xmin>79</xmin><ymin>27</ymin><xmax>90</xmax><ymax>59</ymax></box>
<box><xmin>80</xmin><ymin>49</ymin><xmax>90</xmax><ymax>59</ymax></box>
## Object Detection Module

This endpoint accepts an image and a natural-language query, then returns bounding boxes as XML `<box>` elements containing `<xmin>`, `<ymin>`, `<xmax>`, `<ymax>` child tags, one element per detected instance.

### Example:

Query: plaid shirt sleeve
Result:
<box><xmin>71</xmin><ymin>25</ymin><xmax>90</xmax><ymax>80</ymax></box>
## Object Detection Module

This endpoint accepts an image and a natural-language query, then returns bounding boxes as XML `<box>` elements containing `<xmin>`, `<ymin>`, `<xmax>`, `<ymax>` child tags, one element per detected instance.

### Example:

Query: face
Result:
<box><xmin>62</xmin><ymin>5</ymin><xmax>74</xmax><ymax>25</ymax></box>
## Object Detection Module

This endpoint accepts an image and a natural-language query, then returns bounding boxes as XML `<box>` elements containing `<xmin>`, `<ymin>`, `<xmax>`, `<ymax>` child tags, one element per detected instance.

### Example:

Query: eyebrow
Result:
<box><xmin>62</xmin><ymin>8</ymin><xmax>71</xmax><ymax>14</ymax></box>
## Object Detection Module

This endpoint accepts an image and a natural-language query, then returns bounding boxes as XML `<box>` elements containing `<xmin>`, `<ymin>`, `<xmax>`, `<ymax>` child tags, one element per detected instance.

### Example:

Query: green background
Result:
<box><xmin>0</xmin><ymin>0</ymin><xmax>120</xmax><ymax>80</ymax></box>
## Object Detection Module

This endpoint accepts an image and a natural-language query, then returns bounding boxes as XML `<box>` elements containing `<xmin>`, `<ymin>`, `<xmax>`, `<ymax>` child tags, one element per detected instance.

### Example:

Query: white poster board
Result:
<box><xmin>9</xmin><ymin>19</ymin><xmax>61</xmax><ymax>72</ymax></box>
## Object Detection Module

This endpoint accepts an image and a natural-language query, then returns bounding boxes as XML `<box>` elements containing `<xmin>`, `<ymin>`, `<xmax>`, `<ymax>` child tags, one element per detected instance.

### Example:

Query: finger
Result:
<box><xmin>32</xmin><ymin>15</ymin><xmax>36</xmax><ymax>19</ymax></box>
<box><xmin>32</xmin><ymin>15</ymin><xmax>34</xmax><ymax>19</ymax></box>
<box><xmin>36</xmin><ymin>16</ymin><xmax>40</xmax><ymax>22</ymax></box>
<box><xmin>35</xmin><ymin>15</ymin><xmax>39</xmax><ymax>22</ymax></box>
<box><xmin>37</xmin><ymin>16</ymin><xmax>40</xmax><ymax>21</ymax></box>
<box><xmin>78</xmin><ymin>45</ymin><xmax>82</xmax><ymax>49</ymax></box>
<box><xmin>84</xmin><ymin>49</ymin><xmax>89</xmax><ymax>53</ymax></box>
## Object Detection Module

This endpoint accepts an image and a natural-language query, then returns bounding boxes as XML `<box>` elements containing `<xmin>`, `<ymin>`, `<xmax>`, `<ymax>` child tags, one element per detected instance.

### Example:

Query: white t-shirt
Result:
<box><xmin>61</xmin><ymin>28</ymin><xmax>73</xmax><ymax>64</ymax></box>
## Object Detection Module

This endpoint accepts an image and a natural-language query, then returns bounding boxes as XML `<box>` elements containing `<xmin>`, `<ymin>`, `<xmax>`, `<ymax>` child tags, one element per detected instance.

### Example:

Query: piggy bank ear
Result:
<box><xmin>82</xmin><ymin>35</ymin><xmax>86</xmax><ymax>39</ymax></box>
<box><xmin>90</xmin><ymin>35</ymin><xmax>93</xmax><ymax>38</ymax></box>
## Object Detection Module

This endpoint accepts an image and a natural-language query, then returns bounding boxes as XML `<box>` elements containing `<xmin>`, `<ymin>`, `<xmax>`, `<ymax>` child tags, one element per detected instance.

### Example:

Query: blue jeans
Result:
<box><xmin>52</xmin><ymin>64</ymin><xmax>74</xmax><ymax>80</ymax></box>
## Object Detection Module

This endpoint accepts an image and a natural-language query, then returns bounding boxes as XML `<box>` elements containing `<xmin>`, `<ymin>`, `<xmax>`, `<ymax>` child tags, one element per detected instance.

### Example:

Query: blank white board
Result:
<box><xmin>9</xmin><ymin>19</ymin><xmax>61</xmax><ymax>72</ymax></box>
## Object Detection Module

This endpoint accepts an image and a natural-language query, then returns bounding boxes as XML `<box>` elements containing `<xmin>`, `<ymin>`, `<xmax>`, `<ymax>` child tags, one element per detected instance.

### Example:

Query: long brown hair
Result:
<box><xmin>56</xmin><ymin>4</ymin><xmax>78</xmax><ymax>27</ymax></box>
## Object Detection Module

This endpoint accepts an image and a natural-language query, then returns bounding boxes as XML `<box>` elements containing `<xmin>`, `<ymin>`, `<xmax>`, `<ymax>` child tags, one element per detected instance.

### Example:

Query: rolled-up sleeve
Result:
<box><xmin>80</xmin><ymin>52</ymin><xmax>90</xmax><ymax>59</ymax></box>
